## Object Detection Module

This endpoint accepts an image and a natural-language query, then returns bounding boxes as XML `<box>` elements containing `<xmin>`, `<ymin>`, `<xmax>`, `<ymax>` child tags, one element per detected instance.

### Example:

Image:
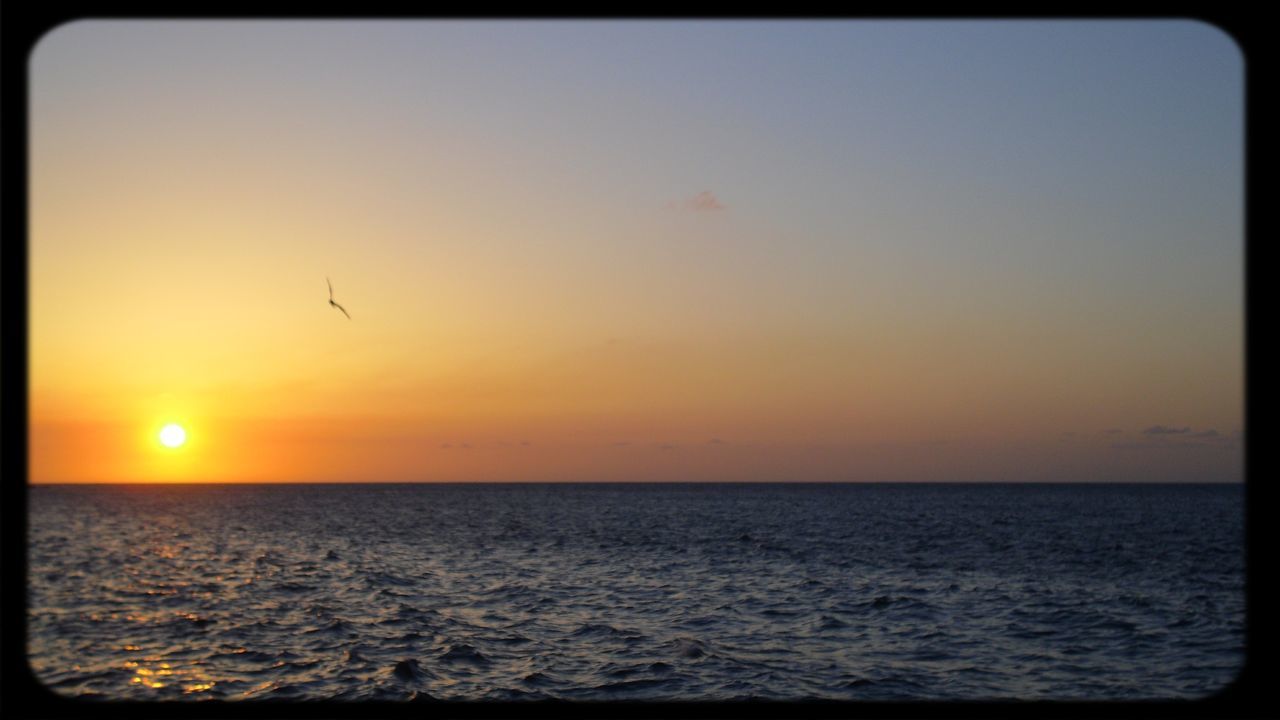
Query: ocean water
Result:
<box><xmin>27</xmin><ymin>483</ymin><xmax>1244</xmax><ymax>701</ymax></box>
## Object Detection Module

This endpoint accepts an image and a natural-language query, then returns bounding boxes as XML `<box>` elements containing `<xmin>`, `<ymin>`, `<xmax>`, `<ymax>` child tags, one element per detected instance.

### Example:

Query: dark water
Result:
<box><xmin>27</xmin><ymin>483</ymin><xmax>1243</xmax><ymax>701</ymax></box>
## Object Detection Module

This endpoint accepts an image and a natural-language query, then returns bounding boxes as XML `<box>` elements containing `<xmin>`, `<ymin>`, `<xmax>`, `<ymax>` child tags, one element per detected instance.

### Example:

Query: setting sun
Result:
<box><xmin>158</xmin><ymin>423</ymin><xmax>186</xmax><ymax>449</ymax></box>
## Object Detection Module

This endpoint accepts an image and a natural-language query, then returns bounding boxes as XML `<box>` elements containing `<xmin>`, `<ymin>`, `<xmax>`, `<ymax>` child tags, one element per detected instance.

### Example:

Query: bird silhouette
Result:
<box><xmin>327</xmin><ymin>277</ymin><xmax>351</xmax><ymax>319</ymax></box>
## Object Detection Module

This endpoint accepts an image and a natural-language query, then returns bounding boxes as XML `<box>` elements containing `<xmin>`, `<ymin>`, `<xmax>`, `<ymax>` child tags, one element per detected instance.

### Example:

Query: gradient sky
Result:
<box><xmin>29</xmin><ymin>20</ymin><xmax>1243</xmax><ymax>483</ymax></box>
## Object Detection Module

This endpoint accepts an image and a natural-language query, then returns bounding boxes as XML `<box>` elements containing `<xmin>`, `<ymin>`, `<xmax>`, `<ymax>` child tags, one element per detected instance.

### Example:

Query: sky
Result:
<box><xmin>28</xmin><ymin>20</ymin><xmax>1244</xmax><ymax>483</ymax></box>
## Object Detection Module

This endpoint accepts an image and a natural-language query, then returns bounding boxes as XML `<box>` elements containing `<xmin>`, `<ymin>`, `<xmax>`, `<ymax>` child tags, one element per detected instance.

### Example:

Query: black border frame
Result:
<box><xmin>2</xmin><ymin>7</ymin><xmax>1268</xmax><ymax>719</ymax></box>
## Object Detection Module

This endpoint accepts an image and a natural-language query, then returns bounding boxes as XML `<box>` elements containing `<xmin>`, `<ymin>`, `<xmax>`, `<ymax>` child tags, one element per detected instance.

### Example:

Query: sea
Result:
<box><xmin>26</xmin><ymin>482</ymin><xmax>1244</xmax><ymax>701</ymax></box>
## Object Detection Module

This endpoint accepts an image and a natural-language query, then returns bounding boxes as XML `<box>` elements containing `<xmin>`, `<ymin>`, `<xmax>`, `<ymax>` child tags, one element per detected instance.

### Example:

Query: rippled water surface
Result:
<box><xmin>28</xmin><ymin>483</ymin><xmax>1243</xmax><ymax>700</ymax></box>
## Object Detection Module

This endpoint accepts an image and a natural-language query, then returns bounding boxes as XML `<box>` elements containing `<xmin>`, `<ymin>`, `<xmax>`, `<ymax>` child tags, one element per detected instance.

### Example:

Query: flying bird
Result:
<box><xmin>327</xmin><ymin>277</ymin><xmax>351</xmax><ymax>319</ymax></box>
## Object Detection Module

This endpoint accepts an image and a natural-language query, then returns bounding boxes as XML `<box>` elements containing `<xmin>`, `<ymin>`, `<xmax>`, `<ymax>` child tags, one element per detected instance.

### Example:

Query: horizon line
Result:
<box><xmin>26</xmin><ymin>479</ymin><xmax>1245</xmax><ymax>487</ymax></box>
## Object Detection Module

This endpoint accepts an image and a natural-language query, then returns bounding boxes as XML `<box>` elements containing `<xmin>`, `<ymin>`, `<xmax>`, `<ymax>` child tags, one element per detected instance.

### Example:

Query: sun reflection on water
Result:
<box><xmin>123</xmin><ymin>655</ymin><xmax>217</xmax><ymax>695</ymax></box>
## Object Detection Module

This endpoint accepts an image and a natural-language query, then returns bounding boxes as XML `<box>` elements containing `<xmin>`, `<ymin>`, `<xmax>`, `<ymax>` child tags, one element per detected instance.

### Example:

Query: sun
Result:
<box><xmin>159</xmin><ymin>423</ymin><xmax>187</xmax><ymax>448</ymax></box>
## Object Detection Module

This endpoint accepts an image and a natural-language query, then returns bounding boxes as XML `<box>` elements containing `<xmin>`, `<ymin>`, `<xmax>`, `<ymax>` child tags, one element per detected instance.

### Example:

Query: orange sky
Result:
<box><xmin>28</xmin><ymin>21</ymin><xmax>1243</xmax><ymax>483</ymax></box>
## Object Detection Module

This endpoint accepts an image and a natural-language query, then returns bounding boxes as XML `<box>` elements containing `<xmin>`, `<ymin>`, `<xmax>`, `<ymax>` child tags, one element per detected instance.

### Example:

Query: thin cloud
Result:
<box><xmin>1111</xmin><ymin>441</ymin><xmax>1199</xmax><ymax>451</ymax></box>
<box><xmin>1143</xmin><ymin>425</ymin><xmax>1191</xmax><ymax>435</ymax></box>
<box><xmin>1111</xmin><ymin>442</ymin><xmax>1156</xmax><ymax>451</ymax></box>
<box><xmin>1111</xmin><ymin>432</ymin><xmax>1234</xmax><ymax>451</ymax></box>
<box><xmin>685</xmin><ymin>191</ymin><xmax>725</xmax><ymax>212</ymax></box>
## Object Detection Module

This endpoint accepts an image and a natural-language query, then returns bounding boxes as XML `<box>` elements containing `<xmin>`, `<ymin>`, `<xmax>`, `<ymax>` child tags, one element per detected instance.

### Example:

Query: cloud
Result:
<box><xmin>707</xmin><ymin>438</ymin><xmax>726</xmax><ymax>445</ymax></box>
<box><xmin>1100</xmin><ymin>428</ymin><xmax>1124</xmax><ymax>436</ymax></box>
<box><xmin>1143</xmin><ymin>425</ymin><xmax>1191</xmax><ymax>435</ymax></box>
<box><xmin>1114</xmin><ymin>426</ymin><xmax>1234</xmax><ymax>451</ymax></box>
<box><xmin>1110</xmin><ymin>441</ymin><xmax>1198</xmax><ymax>451</ymax></box>
<box><xmin>685</xmin><ymin>191</ymin><xmax>725</xmax><ymax>212</ymax></box>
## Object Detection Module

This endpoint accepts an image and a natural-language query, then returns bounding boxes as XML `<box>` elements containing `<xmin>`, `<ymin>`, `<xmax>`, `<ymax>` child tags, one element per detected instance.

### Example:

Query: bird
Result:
<box><xmin>327</xmin><ymin>277</ymin><xmax>351</xmax><ymax>319</ymax></box>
